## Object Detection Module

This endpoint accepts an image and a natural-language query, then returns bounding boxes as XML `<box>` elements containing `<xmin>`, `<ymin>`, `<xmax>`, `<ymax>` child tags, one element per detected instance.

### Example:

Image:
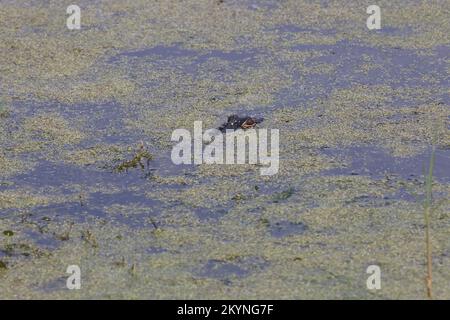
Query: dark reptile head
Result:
<box><xmin>219</xmin><ymin>114</ymin><xmax>264</xmax><ymax>132</ymax></box>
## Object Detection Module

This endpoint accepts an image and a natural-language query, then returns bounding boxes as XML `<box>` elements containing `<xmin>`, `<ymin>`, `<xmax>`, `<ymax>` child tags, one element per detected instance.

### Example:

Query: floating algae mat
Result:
<box><xmin>0</xmin><ymin>0</ymin><xmax>449</xmax><ymax>299</ymax></box>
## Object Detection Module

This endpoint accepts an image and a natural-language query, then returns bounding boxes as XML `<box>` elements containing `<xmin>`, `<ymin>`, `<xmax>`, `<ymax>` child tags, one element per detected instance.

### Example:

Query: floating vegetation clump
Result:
<box><xmin>0</xmin><ymin>107</ymin><xmax>10</xmax><ymax>119</ymax></box>
<box><xmin>272</xmin><ymin>187</ymin><xmax>295</xmax><ymax>203</ymax></box>
<box><xmin>64</xmin><ymin>144</ymin><xmax>124</xmax><ymax>167</ymax></box>
<box><xmin>3</xmin><ymin>230</ymin><xmax>14</xmax><ymax>237</ymax></box>
<box><xmin>1</xmin><ymin>242</ymin><xmax>48</xmax><ymax>259</ymax></box>
<box><xmin>0</xmin><ymin>154</ymin><xmax>27</xmax><ymax>179</ymax></box>
<box><xmin>22</xmin><ymin>114</ymin><xmax>85</xmax><ymax>146</ymax></box>
<box><xmin>114</xmin><ymin>142</ymin><xmax>153</xmax><ymax>173</ymax></box>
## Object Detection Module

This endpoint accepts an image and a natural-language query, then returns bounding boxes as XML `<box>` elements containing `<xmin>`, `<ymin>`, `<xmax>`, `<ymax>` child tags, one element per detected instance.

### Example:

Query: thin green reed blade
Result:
<box><xmin>425</xmin><ymin>146</ymin><xmax>436</xmax><ymax>210</ymax></box>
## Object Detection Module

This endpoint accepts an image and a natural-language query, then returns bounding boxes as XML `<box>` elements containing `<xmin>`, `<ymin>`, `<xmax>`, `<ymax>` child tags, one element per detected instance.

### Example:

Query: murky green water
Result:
<box><xmin>0</xmin><ymin>0</ymin><xmax>449</xmax><ymax>299</ymax></box>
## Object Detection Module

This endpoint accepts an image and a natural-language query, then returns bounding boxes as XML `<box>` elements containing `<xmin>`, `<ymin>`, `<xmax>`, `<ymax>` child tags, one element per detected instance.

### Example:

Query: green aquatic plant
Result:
<box><xmin>0</xmin><ymin>98</ymin><xmax>10</xmax><ymax>118</ymax></box>
<box><xmin>0</xmin><ymin>108</ymin><xmax>9</xmax><ymax>118</ymax></box>
<box><xmin>81</xmin><ymin>229</ymin><xmax>98</xmax><ymax>248</ymax></box>
<box><xmin>129</xmin><ymin>263</ymin><xmax>137</xmax><ymax>277</ymax></box>
<box><xmin>406</xmin><ymin>145</ymin><xmax>445</xmax><ymax>299</ymax></box>
<box><xmin>403</xmin><ymin>143</ymin><xmax>448</xmax><ymax>299</ymax></box>
<box><xmin>423</xmin><ymin>146</ymin><xmax>435</xmax><ymax>299</ymax></box>
<box><xmin>272</xmin><ymin>187</ymin><xmax>295</xmax><ymax>203</ymax></box>
<box><xmin>231</xmin><ymin>193</ymin><xmax>246</xmax><ymax>201</ymax></box>
<box><xmin>3</xmin><ymin>230</ymin><xmax>14</xmax><ymax>237</ymax></box>
<box><xmin>114</xmin><ymin>142</ymin><xmax>153</xmax><ymax>173</ymax></box>
<box><xmin>2</xmin><ymin>242</ymin><xmax>45</xmax><ymax>258</ymax></box>
<box><xmin>54</xmin><ymin>223</ymin><xmax>73</xmax><ymax>241</ymax></box>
